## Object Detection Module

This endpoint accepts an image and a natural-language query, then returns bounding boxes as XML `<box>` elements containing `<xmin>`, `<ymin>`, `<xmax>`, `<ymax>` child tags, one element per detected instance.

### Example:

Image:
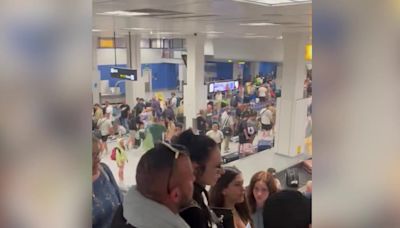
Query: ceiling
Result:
<box><xmin>93</xmin><ymin>0</ymin><xmax>312</xmax><ymax>39</ymax></box>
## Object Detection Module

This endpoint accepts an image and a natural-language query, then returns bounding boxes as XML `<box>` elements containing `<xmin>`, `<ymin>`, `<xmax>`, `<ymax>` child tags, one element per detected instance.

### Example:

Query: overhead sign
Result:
<box><xmin>110</xmin><ymin>67</ymin><xmax>137</xmax><ymax>81</ymax></box>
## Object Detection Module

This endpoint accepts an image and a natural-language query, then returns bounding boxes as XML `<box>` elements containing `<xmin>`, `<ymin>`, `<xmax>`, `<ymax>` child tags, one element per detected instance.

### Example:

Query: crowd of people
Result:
<box><xmin>92</xmin><ymin>130</ymin><xmax>312</xmax><ymax>228</ymax></box>
<box><xmin>92</xmin><ymin>76</ymin><xmax>312</xmax><ymax>228</ymax></box>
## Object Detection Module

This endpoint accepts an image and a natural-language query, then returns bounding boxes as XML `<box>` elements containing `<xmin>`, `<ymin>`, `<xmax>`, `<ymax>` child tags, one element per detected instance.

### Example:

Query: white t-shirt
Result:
<box><xmin>260</xmin><ymin>108</ymin><xmax>273</xmax><ymax>125</ymax></box>
<box><xmin>170</xmin><ymin>97</ymin><xmax>177</xmax><ymax>107</ymax></box>
<box><xmin>220</xmin><ymin>112</ymin><xmax>234</xmax><ymax>128</ymax></box>
<box><xmin>98</xmin><ymin>118</ymin><xmax>113</xmax><ymax>136</ymax></box>
<box><xmin>258</xmin><ymin>86</ymin><xmax>268</xmax><ymax>97</ymax></box>
<box><xmin>206</xmin><ymin>130</ymin><xmax>224</xmax><ymax>144</ymax></box>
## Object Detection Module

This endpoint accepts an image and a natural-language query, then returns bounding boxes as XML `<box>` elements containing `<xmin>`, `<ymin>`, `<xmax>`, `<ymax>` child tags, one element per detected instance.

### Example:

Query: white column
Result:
<box><xmin>275</xmin><ymin>32</ymin><xmax>308</xmax><ymax>157</ymax></box>
<box><xmin>178</xmin><ymin>63</ymin><xmax>186</xmax><ymax>92</ymax></box>
<box><xmin>232</xmin><ymin>62</ymin><xmax>241</xmax><ymax>80</ymax></box>
<box><xmin>92</xmin><ymin>34</ymin><xmax>100</xmax><ymax>104</ymax></box>
<box><xmin>275</xmin><ymin>62</ymin><xmax>283</xmax><ymax>88</ymax></box>
<box><xmin>184</xmin><ymin>34</ymin><xmax>207</xmax><ymax>129</ymax></box>
<box><xmin>125</xmin><ymin>34</ymin><xmax>145</xmax><ymax>107</ymax></box>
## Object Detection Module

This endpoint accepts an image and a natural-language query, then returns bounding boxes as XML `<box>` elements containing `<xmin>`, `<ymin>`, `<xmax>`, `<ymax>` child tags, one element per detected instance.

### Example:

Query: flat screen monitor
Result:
<box><xmin>208</xmin><ymin>80</ymin><xmax>239</xmax><ymax>93</ymax></box>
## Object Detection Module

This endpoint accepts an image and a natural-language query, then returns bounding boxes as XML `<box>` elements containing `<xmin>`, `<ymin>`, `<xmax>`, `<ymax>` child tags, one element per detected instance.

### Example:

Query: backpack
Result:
<box><xmin>110</xmin><ymin>147</ymin><xmax>121</xmax><ymax>161</ymax></box>
<box><xmin>230</xmin><ymin>95</ymin><xmax>238</xmax><ymax>107</ymax></box>
<box><xmin>285</xmin><ymin>168</ymin><xmax>299</xmax><ymax>187</ymax></box>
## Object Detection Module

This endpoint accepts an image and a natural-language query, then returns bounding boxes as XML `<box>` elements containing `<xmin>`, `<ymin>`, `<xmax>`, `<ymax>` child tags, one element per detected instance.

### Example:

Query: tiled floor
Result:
<box><xmin>101</xmin><ymin>131</ymin><xmax>311</xmax><ymax>188</ymax></box>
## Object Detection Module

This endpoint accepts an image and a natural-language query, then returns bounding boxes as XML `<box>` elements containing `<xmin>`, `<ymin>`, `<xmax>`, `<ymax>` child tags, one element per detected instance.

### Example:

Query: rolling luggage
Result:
<box><xmin>257</xmin><ymin>139</ymin><xmax>272</xmax><ymax>152</ymax></box>
<box><xmin>285</xmin><ymin>168</ymin><xmax>299</xmax><ymax>188</ymax></box>
<box><xmin>222</xmin><ymin>152</ymin><xmax>240</xmax><ymax>164</ymax></box>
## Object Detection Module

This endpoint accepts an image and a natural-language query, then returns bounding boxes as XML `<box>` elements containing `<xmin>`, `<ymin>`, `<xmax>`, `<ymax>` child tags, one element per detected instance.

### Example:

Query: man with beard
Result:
<box><xmin>111</xmin><ymin>142</ymin><xmax>195</xmax><ymax>228</ymax></box>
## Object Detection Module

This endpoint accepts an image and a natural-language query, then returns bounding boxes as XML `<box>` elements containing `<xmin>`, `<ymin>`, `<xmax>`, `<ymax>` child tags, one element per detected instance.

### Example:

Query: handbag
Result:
<box><xmin>221</xmin><ymin>116</ymin><xmax>232</xmax><ymax>136</ymax></box>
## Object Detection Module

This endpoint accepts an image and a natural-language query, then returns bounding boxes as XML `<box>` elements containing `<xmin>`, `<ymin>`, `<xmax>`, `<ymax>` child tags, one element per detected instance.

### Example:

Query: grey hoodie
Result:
<box><xmin>123</xmin><ymin>186</ymin><xmax>190</xmax><ymax>228</ymax></box>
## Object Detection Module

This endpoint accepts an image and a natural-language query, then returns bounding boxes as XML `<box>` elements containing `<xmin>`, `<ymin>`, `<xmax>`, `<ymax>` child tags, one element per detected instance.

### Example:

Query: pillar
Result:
<box><xmin>184</xmin><ymin>34</ymin><xmax>207</xmax><ymax>129</ymax></box>
<box><xmin>232</xmin><ymin>62</ymin><xmax>241</xmax><ymax>80</ymax></box>
<box><xmin>92</xmin><ymin>34</ymin><xmax>100</xmax><ymax>104</ymax></box>
<box><xmin>125</xmin><ymin>34</ymin><xmax>145</xmax><ymax>107</ymax></box>
<box><xmin>275</xmin><ymin>32</ymin><xmax>309</xmax><ymax>157</ymax></box>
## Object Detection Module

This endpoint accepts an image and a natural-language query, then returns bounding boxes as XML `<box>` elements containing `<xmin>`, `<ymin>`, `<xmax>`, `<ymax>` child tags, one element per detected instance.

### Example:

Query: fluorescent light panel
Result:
<box><xmin>233</xmin><ymin>0</ymin><xmax>310</xmax><ymax>6</ymax></box>
<box><xmin>123</xmin><ymin>27</ymin><xmax>152</xmax><ymax>31</ymax></box>
<box><xmin>98</xmin><ymin>11</ymin><xmax>150</xmax><ymax>17</ymax></box>
<box><xmin>240</xmin><ymin>22</ymin><xmax>279</xmax><ymax>26</ymax></box>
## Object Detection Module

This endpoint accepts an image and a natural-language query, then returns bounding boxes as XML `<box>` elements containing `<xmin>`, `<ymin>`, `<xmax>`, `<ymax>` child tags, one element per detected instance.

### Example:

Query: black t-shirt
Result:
<box><xmin>134</xmin><ymin>103</ymin><xmax>144</xmax><ymax>115</ymax></box>
<box><xmin>238</xmin><ymin>119</ymin><xmax>248</xmax><ymax>143</ymax></box>
<box><xmin>120</xmin><ymin>104</ymin><xmax>130</xmax><ymax>118</ymax></box>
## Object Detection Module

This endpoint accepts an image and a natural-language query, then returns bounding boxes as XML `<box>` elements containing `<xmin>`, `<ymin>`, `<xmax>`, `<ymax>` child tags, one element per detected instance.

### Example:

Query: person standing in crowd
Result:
<box><xmin>266</xmin><ymin>168</ymin><xmax>282</xmax><ymax>190</ymax></box>
<box><xmin>209</xmin><ymin>167</ymin><xmax>253</xmax><ymax>228</ymax></box>
<box><xmin>220</xmin><ymin>107</ymin><xmax>235</xmax><ymax>153</ymax></box>
<box><xmin>164</xmin><ymin>117</ymin><xmax>176</xmax><ymax>143</ymax></box>
<box><xmin>238</xmin><ymin>111</ymin><xmax>251</xmax><ymax>155</ymax></box>
<box><xmin>104</xmin><ymin>101</ymin><xmax>114</xmax><ymax>120</ymax></box>
<box><xmin>139</xmin><ymin>107</ymin><xmax>152</xmax><ymax>127</ymax></box>
<box><xmin>94</xmin><ymin>103</ymin><xmax>104</xmax><ymax>124</ymax></box>
<box><xmin>127</xmin><ymin>113</ymin><xmax>139</xmax><ymax>149</ymax></box>
<box><xmin>205</xmin><ymin>102</ymin><xmax>214</xmax><ymax>131</ymax></box>
<box><xmin>163</xmin><ymin>104</ymin><xmax>176</xmax><ymax>122</ymax></box>
<box><xmin>247</xmin><ymin>171</ymin><xmax>278</xmax><ymax>228</ymax></box>
<box><xmin>111</xmin><ymin>142</ymin><xmax>195</xmax><ymax>228</ymax></box>
<box><xmin>151</xmin><ymin>96</ymin><xmax>162</xmax><ymax>119</ymax></box>
<box><xmin>119</xmin><ymin>101</ymin><xmax>130</xmax><ymax>132</ymax></box>
<box><xmin>177</xmin><ymin>130</ymin><xmax>225</xmax><ymax>228</ymax></box>
<box><xmin>262</xmin><ymin>190</ymin><xmax>311</xmax><ymax>228</ymax></box>
<box><xmin>147</xmin><ymin>117</ymin><xmax>167</xmax><ymax>144</ymax></box>
<box><xmin>257</xmin><ymin>85</ymin><xmax>268</xmax><ymax>103</ymax></box>
<box><xmin>170</xmin><ymin>123</ymin><xmax>183</xmax><ymax>143</ymax></box>
<box><xmin>115</xmin><ymin>138</ymin><xmax>128</xmax><ymax>187</ymax></box>
<box><xmin>259</xmin><ymin>104</ymin><xmax>273</xmax><ymax>137</ymax></box>
<box><xmin>196</xmin><ymin>110</ymin><xmax>207</xmax><ymax>135</ymax></box>
<box><xmin>169</xmin><ymin>92</ymin><xmax>178</xmax><ymax>108</ymax></box>
<box><xmin>134</xmin><ymin>98</ymin><xmax>145</xmax><ymax>117</ymax></box>
<box><xmin>97</xmin><ymin>112</ymin><xmax>114</xmax><ymax>154</ymax></box>
<box><xmin>206</xmin><ymin>123</ymin><xmax>224</xmax><ymax>151</ymax></box>
<box><xmin>92</xmin><ymin>135</ymin><xmax>123</xmax><ymax>228</ymax></box>
<box><xmin>215</xmin><ymin>91</ymin><xmax>223</xmax><ymax>113</ymax></box>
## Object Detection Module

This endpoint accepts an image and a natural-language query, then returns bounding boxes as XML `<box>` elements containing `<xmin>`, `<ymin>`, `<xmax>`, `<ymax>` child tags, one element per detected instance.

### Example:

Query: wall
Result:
<box><xmin>213</xmin><ymin>38</ymin><xmax>283</xmax><ymax>62</ymax></box>
<box><xmin>98</xmin><ymin>64</ymin><xmax>128</xmax><ymax>94</ymax></box>
<box><xmin>259</xmin><ymin>62</ymin><xmax>278</xmax><ymax>77</ymax></box>
<box><xmin>142</xmin><ymin>63</ymin><xmax>179</xmax><ymax>91</ymax></box>
<box><xmin>97</xmin><ymin>49</ymin><xmax>127</xmax><ymax>65</ymax></box>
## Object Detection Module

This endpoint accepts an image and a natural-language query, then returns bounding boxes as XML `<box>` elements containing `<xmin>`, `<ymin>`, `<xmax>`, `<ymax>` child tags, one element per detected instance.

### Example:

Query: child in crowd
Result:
<box><xmin>115</xmin><ymin>138</ymin><xmax>128</xmax><ymax>186</ymax></box>
<box><xmin>206</xmin><ymin>123</ymin><xmax>224</xmax><ymax>151</ymax></box>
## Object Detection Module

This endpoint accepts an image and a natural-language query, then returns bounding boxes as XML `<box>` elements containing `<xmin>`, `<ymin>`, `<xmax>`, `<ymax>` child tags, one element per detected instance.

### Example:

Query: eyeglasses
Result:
<box><xmin>160</xmin><ymin>142</ymin><xmax>187</xmax><ymax>194</ymax></box>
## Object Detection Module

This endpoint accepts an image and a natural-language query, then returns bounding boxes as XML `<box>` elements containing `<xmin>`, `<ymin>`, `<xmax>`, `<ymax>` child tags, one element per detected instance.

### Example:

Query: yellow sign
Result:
<box><xmin>99</xmin><ymin>38</ymin><xmax>114</xmax><ymax>48</ymax></box>
<box><xmin>296</xmin><ymin>146</ymin><xmax>302</xmax><ymax>154</ymax></box>
<box><xmin>305</xmin><ymin>44</ymin><xmax>312</xmax><ymax>61</ymax></box>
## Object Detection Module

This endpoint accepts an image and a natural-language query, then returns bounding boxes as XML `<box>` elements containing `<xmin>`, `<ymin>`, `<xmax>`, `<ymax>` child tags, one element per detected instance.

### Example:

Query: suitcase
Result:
<box><xmin>257</xmin><ymin>139</ymin><xmax>273</xmax><ymax>152</ymax></box>
<box><xmin>222</xmin><ymin>152</ymin><xmax>240</xmax><ymax>164</ymax></box>
<box><xmin>285</xmin><ymin>168</ymin><xmax>299</xmax><ymax>187</ymax></box>
<box><xmin>303</xmin><ymin>159</ymin><xmax>312</xmax><ymax>174</ymax></box>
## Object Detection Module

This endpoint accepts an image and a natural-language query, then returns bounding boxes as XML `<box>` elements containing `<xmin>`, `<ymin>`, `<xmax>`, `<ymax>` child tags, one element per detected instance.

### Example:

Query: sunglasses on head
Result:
<box><xmin>160</xmin><ymin>142</ymin><xmax>188</xmax><ymax>194</ymax></box>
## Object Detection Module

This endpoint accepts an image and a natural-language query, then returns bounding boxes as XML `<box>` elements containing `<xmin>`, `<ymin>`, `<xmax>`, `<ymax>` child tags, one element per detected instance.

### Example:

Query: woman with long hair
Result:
<box><xmin>247</xmin><ymin>171</ymin><xmax>278</xmax><ymax>228</ymax></box>
<box><xmin>177</xmin><ymin>129</ymin><xmax>225</xmax><ymax>228</ymax></box>
<box><xmin>209</xmin><ymin>167</ymin><xmax>253</xmax><ymax>228</ymax></box>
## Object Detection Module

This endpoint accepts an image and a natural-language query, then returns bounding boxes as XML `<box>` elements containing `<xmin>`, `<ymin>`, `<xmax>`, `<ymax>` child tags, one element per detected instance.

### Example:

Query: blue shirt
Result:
<box><xmin>92</xmin><ymin>163</ymin><xmax>123</xmax><ymax>228</ymax></box>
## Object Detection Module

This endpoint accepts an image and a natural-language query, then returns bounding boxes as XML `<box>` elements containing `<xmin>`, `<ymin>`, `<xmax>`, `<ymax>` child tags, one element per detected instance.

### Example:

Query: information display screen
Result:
<box><xmin>110</xmin><ymin>68</ymin><xmax>137</xmax><ymax>81</ymax></box>
<box><xmin>208</xmin><ymin>80</ymin><xmax>239</xmax><ymax>93</ymax></box>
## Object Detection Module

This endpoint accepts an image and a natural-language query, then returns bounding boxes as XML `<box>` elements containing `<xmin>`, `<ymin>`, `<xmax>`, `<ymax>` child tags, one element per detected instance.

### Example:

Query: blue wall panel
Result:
<box><xmin>243</xmin><ymin>62</ymin><xmax>251</xmax><ymax>82</ymax></box>
<box><xmin>216</xmin><ymin>62</ymin><xmax>233</xmax><ymax>80</ymax></box>
<box><xmin>98</xmin><ymin>64</ymin><xmax>128</xmax><ymax>94</ymax></box>
<box><xmin>142</xmin><ymin>63</ymin><xmax>178</xmax><ymax>91</ymax></box>
<box><xmin>259</xmin><ymin>62</ymin><xmax>277</xmax><ymax>78</ymax></box>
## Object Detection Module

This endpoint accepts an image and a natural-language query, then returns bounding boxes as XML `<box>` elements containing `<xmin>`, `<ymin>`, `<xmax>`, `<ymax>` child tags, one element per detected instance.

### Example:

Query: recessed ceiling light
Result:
<box><xmin>123</xmin><ymin>27</ymin><xmax>152</xmax><ymax>31</ymax></box>
<box><xmin>154</xmin><ymin>32</ymin><xmax>181</xmax><ymax>35</ymax></box>
<box><xmin>233</xmin><ymin>0</ymin><xmax>311</xmax><ymax>6</ymax></box>
<box><xmin>97</xmin><ymin>11</ymin><xmax>150</xmax><ymax>17</ymax></box>
<box><xmin>204</xmin><ymin>31</ymin><xmax>224</xmax><ymax>34</ymax></box>
<box><xmin>244</xmin><ymin>35</ymin><xmax>275</xmax><ymax>38</ymax></box>
<box><xmin>240</xmin><ymin>22</ymin><xmax>279</xmax><ymax>26</ymax></box>
<box><xmin>92</xmin><ymin>29</ymin><xmax>102</xmax><ymax>32</ymax></box>
<box><xmin>276</xmin><ymin>36</ymin><xmax>283</xmax><ymax>39</ymax></box>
